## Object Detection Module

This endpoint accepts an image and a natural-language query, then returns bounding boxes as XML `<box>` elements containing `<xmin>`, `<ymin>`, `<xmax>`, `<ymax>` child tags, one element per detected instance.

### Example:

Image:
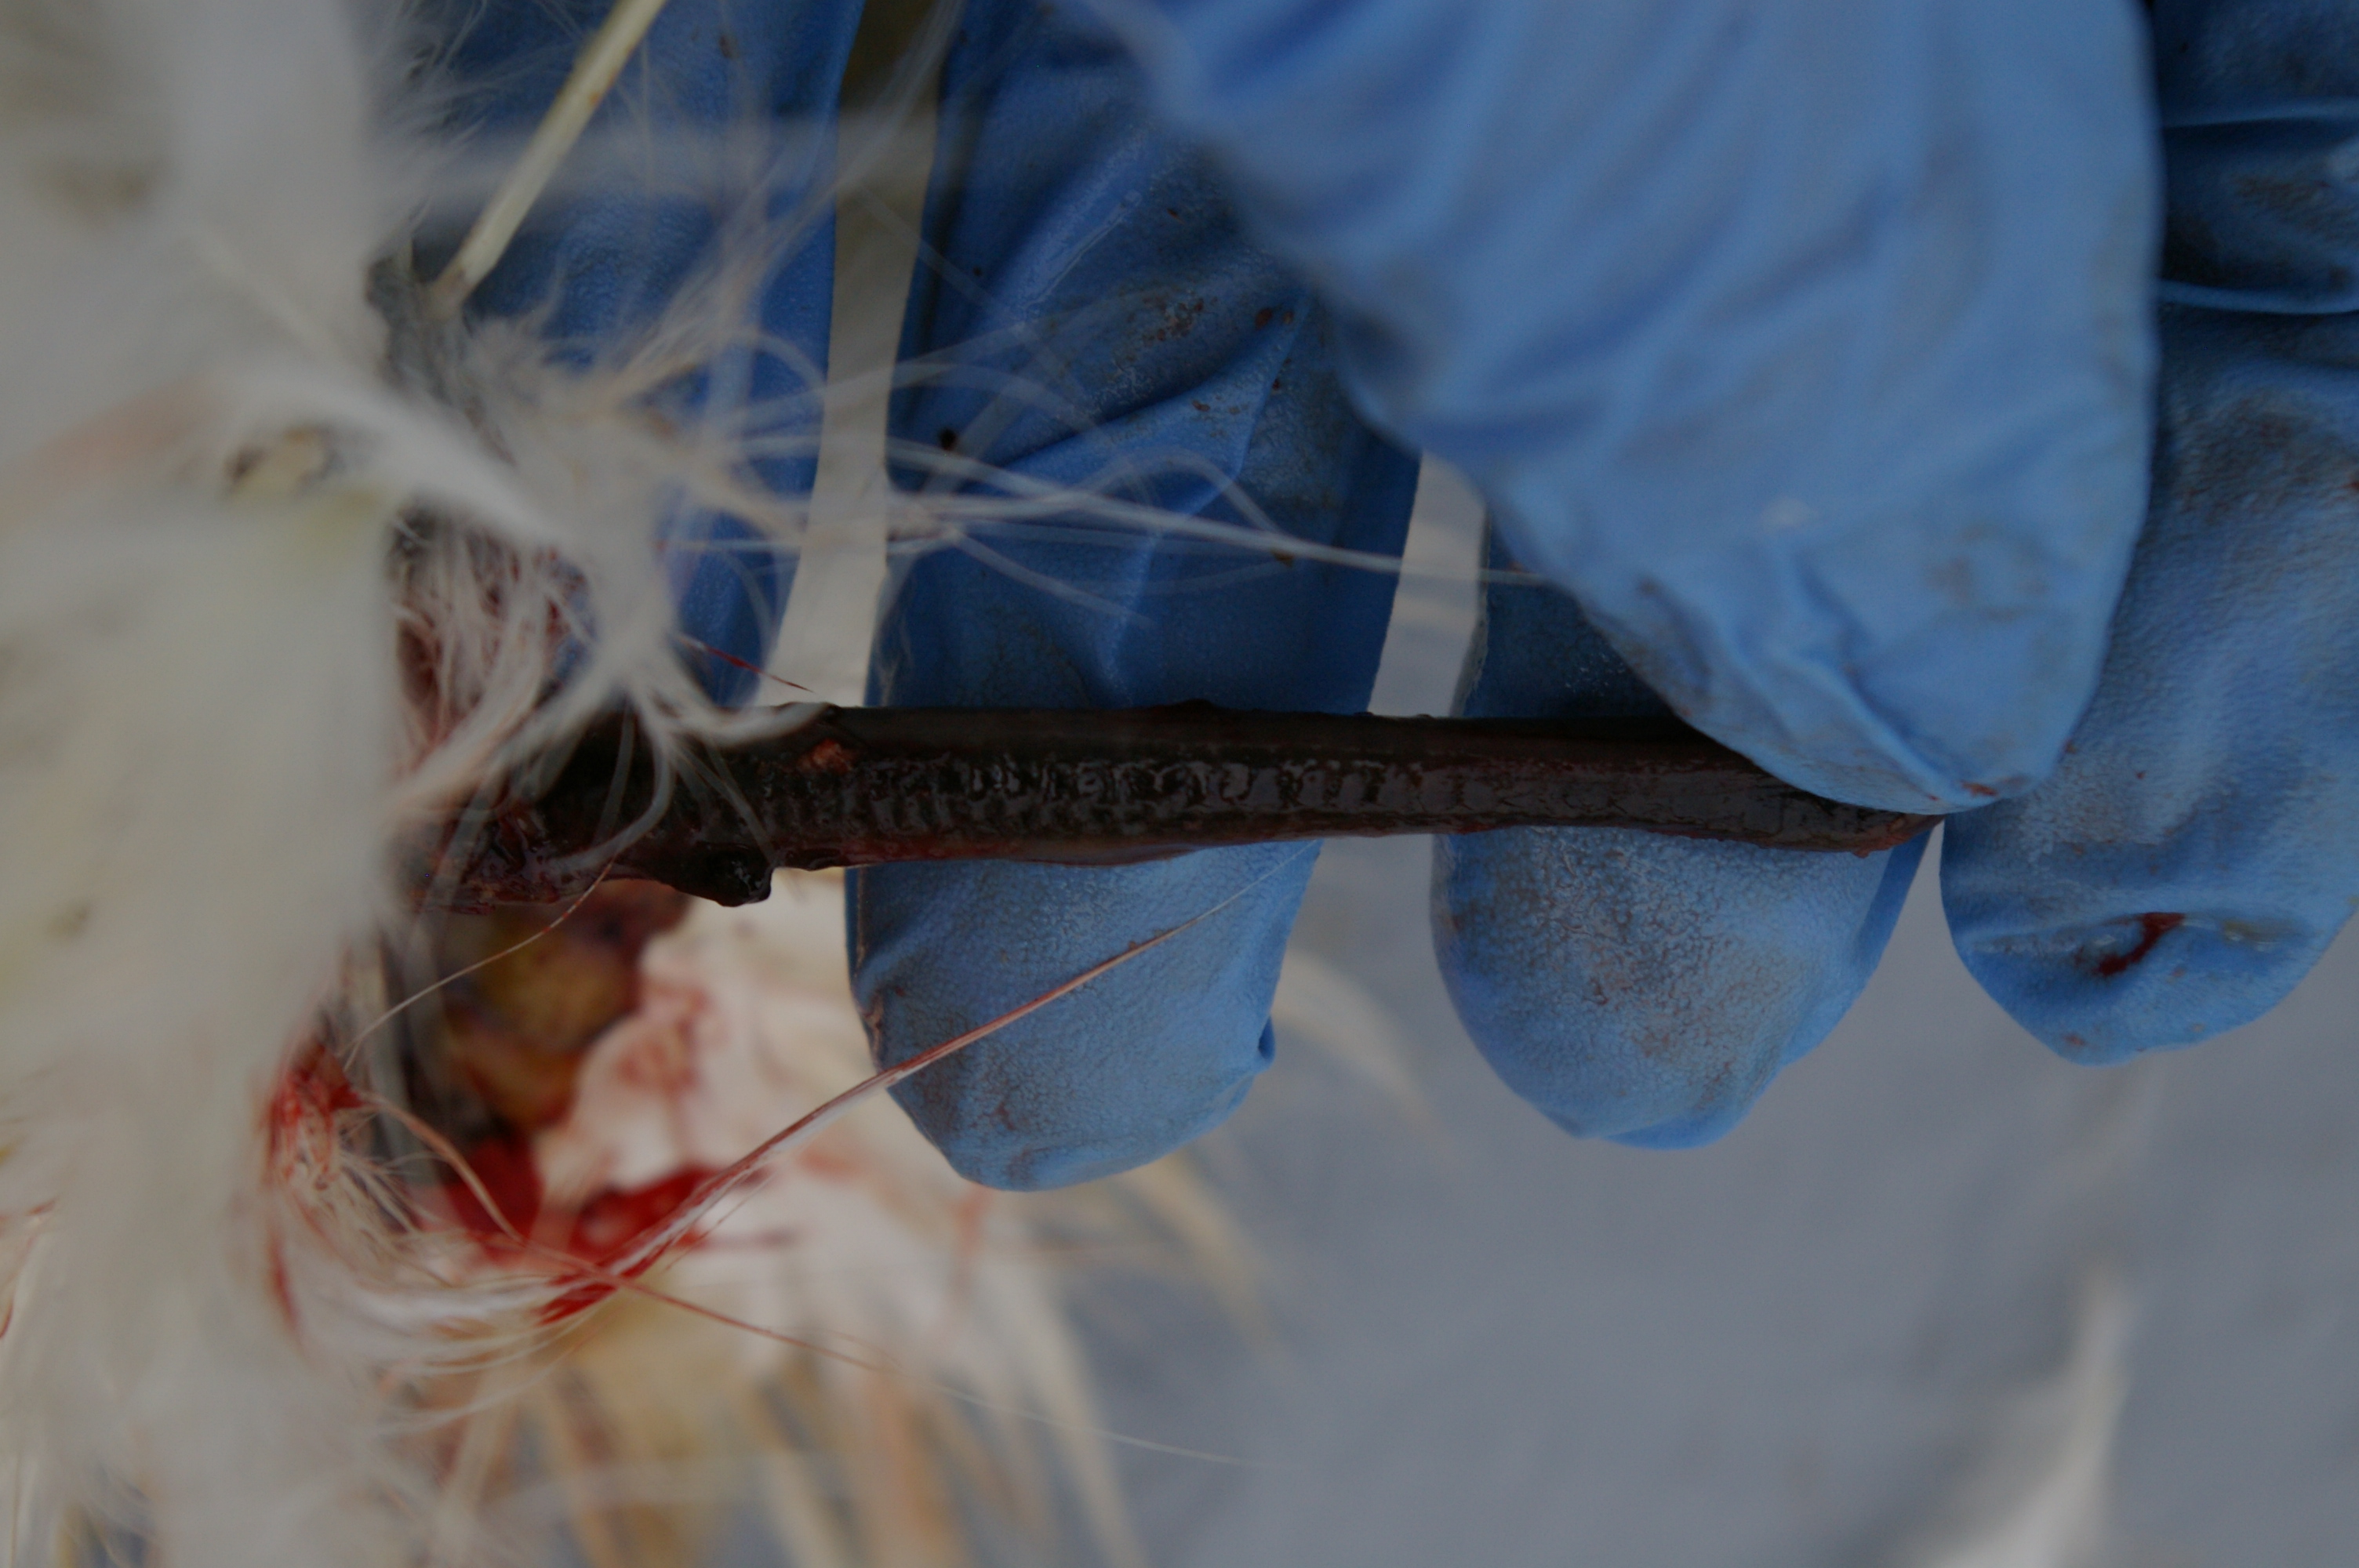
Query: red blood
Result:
<box><xmin>2092</xmin><ymin>912</ymin><xmax>2185</xmax><ymax>978</ymax></box>
<box><xmin>534</xmin><ymin>1168</ymin><xmax>720</xmax><ymax>1322</ymax></box>
<box><xmin>562</xmin><ymin>1167</ymin><xmax>718</xmax><ymax>1267</ymax></box>
<box><xmin>437</xmin><ymin>1146</ymin><xmax>722</xmax><ymax>1319</ymax></box>
<box><xmin>439</xmin><ymin>1134</ymin><xmax>543</xmax><ymax>1240</ymax></box>
<box><xmin>267</xmin><ymin>1048</ymin><xmax>363</xmax><ymax>1142</ymax></box>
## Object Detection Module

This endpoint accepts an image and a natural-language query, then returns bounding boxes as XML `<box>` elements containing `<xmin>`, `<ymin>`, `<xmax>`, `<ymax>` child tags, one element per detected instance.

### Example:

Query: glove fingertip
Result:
<box><xmin>1950</xmin><ymin>908</ymin><xmax>2345</xmax><ymax>1067</ymax></box>
<box><xmin>852</xmin><ymin>852</ymin><xmax>1310</xmax><ymax>1192</ymax></box>
<box><xmin>895</xmin><ymin>1025</ymin><xmax>1269</xmax><ymax>1191</ymax></box>
<box><xmin>1434</xmin><ymin>828</ymin><xmax>1925</xmax><ymax>1146</ymax></box>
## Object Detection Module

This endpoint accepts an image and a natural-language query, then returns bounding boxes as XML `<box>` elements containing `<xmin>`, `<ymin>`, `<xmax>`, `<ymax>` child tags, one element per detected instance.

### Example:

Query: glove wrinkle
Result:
<box><xmin>2154</xmin><ymin>0</ymin><xmax>2359</xmax><ymax>314</ymax></box>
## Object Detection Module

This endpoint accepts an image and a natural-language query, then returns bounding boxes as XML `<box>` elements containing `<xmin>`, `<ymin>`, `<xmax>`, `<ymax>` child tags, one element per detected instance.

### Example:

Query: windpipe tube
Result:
<box><xmin>440</xmin><ymin>704</ymin><xmax>1940</xmax><ymax>907</ymax></box>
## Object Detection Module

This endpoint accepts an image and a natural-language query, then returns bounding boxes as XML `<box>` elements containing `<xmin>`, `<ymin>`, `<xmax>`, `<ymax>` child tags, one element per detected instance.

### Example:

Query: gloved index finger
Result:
<box><xmin>848</xmin><ymin>0</ymin><xmax>1419</xmax><ymax>1189</ymax></box>
<box><xmin>875</xmin><ymin>2</ymin><xmax>1416</xmax><ymax>715</ymax></box>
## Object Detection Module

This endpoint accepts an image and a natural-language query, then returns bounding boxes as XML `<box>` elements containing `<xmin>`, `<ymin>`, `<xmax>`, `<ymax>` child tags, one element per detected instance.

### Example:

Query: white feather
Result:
<box><xmin>0</xmin><ymin>5</ymin><xmax>1314</xmax><ymax>1563</ymax></box>
<box><xmin>0</xmin><ymin>2</ymin><xmax>594</xmax><ymax>1558</ymax></box>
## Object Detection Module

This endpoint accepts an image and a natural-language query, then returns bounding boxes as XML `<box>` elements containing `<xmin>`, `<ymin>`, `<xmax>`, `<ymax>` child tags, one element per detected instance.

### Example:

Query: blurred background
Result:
<box><xmin>1049</xmin><ymin>462</ymin><xmax>2359</xmax><ymax>1568</ymax></box>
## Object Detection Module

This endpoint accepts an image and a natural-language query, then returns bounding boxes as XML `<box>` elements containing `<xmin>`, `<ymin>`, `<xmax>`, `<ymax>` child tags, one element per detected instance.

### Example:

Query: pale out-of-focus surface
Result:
<box><xmin>1069</xmin><ymin>459</ymin><xmax>2359</xmax><ymax>1568</ymax></box>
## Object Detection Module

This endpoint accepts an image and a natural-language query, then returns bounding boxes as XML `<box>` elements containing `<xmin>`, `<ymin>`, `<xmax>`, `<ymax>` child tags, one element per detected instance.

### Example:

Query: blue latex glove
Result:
<box><xmin>1943</xmin><ymin>0</ymin><xmax>2359</xmax><ymax>1061</ymax></box>
<box><xmin>850</xmin><ymin>1</ymin><xmax>1418</xmax><ymax>1186</ymax></box>
<box><xmin>1098</xmin><ymin>0</ymin><xmax>2158</xmax><ymax>813</ymax></box>
<box><xmin>855</xmin><ymin>0</ymin><xmax>2161</xmax><ymax>1175</ymax></box>
<box><xmin>428</xmin><ymin>0</ymin><xmax>863</xmax><ymax>703</ymax></box>
<box><xmin>460</xmin><ymin>0</ymin><xmax>2350</xmax><ymax>1177</ymax></box>
<box><xmin>438</xmin><ymin>0</ymin><xmax>1423</xmax><ymax>1186</ymax></box>
<box><xmin>1434</xmin><ymin>537</ymin><xmax>1928</xmax><ymax>1145</ymax></box>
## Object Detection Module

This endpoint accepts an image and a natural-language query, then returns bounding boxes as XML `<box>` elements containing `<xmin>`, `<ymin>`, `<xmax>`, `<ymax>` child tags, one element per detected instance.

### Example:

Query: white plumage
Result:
<box><xmin>0</xmin><ymin>3</ymin><xmax>1272</xmax><ymax>1563</ymax></box>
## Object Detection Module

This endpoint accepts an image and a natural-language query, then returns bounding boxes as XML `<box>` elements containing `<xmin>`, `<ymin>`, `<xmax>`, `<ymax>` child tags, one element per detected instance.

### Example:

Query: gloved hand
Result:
<box><xmin>436</xmin><ymin>0</ymin><xmax>1417</xmax><ymax>1192</ymax></box>
<box><xmin>856</xmin><ymin>0</ymin><xmax>2161</xmax><ymax>1176</ymax></box>
<box><xmin>457</xmin><ymin>0</ymin><xmax>2347</xmax><ymax>1185</ymax></box>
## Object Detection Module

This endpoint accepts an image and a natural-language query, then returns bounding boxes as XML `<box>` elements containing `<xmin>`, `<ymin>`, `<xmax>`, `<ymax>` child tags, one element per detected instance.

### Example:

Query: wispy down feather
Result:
<box><xmin>0</xmin><ymin>2</ymin><xmax>1302</xmax><ymax>1562</ymax></box>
